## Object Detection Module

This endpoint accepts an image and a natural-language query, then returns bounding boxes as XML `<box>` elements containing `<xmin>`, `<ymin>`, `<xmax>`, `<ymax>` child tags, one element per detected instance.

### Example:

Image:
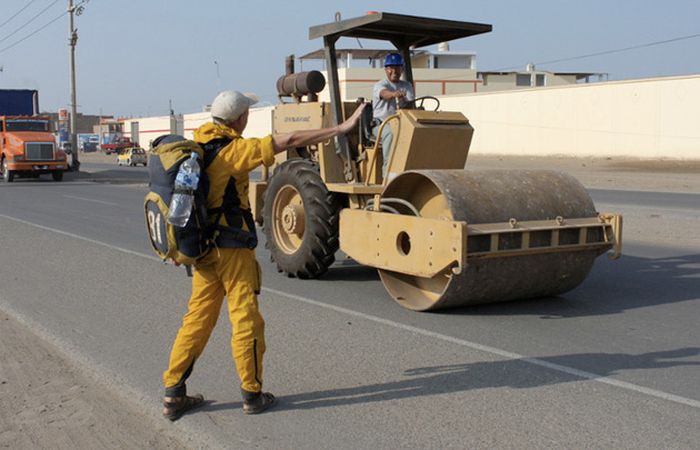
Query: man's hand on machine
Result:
<box><xmin>338</xmin><ymin>102</ymin><xmax>367</xmax><ymax>134</ymax></box>
<box><xmin>392</xmin><ymin>89</ymin><xmax>406</xmax><ymax>99</ymax></box>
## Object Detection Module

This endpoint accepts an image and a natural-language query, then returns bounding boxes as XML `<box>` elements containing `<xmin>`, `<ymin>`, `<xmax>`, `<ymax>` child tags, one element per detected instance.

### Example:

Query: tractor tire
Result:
<box><xmin>2</xmin><ymin>158</ymin><xmax>14</xmax><ymax>182</ymax></box>
<box><xmin>52</xmin><ymin>170</ymin><xmax>64</xmax><ymax>182</ymax></box>
<box><xmin>262</xmin><ymin>158</ymin><xmax>342</xmax><ymax>279</ymax></box>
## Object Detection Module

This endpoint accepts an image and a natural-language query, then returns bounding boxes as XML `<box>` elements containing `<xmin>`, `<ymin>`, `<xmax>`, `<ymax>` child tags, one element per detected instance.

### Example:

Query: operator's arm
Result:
<box><xmin>378</xmin><ymin>88</ymin><xmax>406</xmax><ymax>101</ymax></box>
<box><xmin>271</xmin><ymin>103</ymin><xmax>365</xmax><ymax>152</ymax></box>
<box><xmin>374</xmin><ymin>79</ymin><xmax>404</xmax><ymax>102</ymax></box>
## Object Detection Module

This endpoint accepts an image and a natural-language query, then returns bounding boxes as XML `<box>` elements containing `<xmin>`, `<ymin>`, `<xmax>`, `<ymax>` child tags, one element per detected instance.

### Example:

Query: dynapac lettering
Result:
<box><xmin>284</xmin><ymin>116</ymin><xmax>311</xmax><ymax>123</ymax></box>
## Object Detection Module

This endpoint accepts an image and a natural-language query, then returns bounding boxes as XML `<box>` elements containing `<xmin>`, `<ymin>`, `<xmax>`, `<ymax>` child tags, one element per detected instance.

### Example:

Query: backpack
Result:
<box><xmin>144</xmin><ymin>136</ymin><xmax>213</xmax><ymax>266</ymax></box>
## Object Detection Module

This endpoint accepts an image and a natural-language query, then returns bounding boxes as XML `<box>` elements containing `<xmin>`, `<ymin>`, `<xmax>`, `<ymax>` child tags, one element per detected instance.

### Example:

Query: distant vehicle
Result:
<box><xmin>82</xmin><ymin>142</ymin><xmax>97</xmax><ymax>152</ymax></box>
<box><xmin>0</xmin><ymin>89</ymin><xmax>67</xmax><ymax>182</ymax></box>
<box><xmin>100</xmin><ymin>136</ymin><xmax>134</xmax><ymax>155</ymax></box>
<box><xmin>78</xmin><ymin>133</ymin><xmax>99</xmax><ymax>152</ymax></box>
<box><xmin>85</xmin><ymin>135</ymin><xmax>100</xmax><ymax>152</ymax></box>
<box><xmin>117</xmin><ymin>147</ymin><xmax>147</xmax><ymax>167</ymax></box>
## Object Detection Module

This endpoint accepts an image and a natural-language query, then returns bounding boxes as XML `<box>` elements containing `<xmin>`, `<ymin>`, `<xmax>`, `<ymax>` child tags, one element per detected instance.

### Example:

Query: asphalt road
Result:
<box><xmin>0</xmin><ymin>161</ymin><xmax>698</xmax><ymax>449</ymax></box>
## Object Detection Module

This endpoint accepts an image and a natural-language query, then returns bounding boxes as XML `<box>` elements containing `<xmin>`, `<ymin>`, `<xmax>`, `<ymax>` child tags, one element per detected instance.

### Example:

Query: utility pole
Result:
<box><xmin>68</xmin><ymin>0</ymin><xmax>79</xmax><ymax>171</ymax></box>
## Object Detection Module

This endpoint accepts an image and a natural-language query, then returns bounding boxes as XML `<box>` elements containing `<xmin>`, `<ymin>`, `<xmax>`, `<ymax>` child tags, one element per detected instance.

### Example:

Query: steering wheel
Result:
<box><xmin>407</xmin><ymin>96</ymin><xmax>440</xmax><ymax>111</ymax></box>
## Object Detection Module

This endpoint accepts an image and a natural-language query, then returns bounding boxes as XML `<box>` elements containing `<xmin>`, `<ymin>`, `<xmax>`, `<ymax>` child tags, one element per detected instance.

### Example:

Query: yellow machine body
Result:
<box><xmin>253</xmin><ymin>12</ymin><xmax>622</xmax><ymax>311</ymax></box>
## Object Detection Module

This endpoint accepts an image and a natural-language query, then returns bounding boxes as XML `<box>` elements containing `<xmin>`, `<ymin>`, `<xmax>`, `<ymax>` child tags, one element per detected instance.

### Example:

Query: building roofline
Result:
<box><xmin>300</xmin><ymin>48</ymin><xmax>476</xmax><ymax>60</ymax></box>
<box><xmin>478</xmin><ymin>70</ymin><xmax>607</xmax><ymax>77</ymax></box>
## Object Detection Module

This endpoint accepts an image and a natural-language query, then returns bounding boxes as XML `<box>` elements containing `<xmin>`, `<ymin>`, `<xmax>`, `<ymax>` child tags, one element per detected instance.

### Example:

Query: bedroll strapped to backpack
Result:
<box><xmin>144</xmin><ymin>136</ymin><xmax>212</xmax><ymax>266</ymax></box>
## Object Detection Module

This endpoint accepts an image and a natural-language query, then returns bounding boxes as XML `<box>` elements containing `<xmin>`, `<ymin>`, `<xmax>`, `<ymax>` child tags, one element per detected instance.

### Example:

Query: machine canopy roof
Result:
<box><xmin>309</xmin><ymin>12</ymin><xmax>492</xmax><ymax>49</ymax></box>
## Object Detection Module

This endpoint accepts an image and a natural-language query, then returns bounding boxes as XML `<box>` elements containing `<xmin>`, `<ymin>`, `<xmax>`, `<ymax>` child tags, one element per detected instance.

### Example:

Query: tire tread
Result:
<box><xmin>262</xmin><ymin>159</ymin><xmax>341</xmax><ymax>279</ymax></box>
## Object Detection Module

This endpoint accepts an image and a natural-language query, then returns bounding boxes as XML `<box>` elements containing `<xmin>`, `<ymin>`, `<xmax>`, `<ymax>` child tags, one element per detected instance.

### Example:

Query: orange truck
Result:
<box><xmin>1</xmin><ymin>89</ymin><xmax>68</xmax><ymax>182</ymax></box>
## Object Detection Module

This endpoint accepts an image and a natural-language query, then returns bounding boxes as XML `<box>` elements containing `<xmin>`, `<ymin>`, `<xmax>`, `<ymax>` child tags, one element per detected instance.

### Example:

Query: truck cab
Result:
<box><xmin>0</xmin><ymin>116</ymin><xmax>68</xmax><ymax>182</ymax></box>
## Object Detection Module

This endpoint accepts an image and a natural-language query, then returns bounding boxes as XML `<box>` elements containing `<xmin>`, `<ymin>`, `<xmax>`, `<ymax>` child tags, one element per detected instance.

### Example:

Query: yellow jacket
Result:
<box><xmin>193</xmin><ymin>122</ymin><xmax>275</xmax><ymax>238</ymax></box>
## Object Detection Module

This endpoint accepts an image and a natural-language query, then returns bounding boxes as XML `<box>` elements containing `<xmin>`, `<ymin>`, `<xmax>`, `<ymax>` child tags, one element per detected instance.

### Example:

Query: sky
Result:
<box><xmin>0</xmin><ymin>0</ymin><xmax>698</xmax><ymax>118</ymax></box>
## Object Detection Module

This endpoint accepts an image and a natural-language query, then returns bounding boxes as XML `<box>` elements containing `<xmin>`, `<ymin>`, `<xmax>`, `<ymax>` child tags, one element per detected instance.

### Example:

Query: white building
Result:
<box><xmin>299</xmin><ymin>46</ymin><xmax>481</xmax><ymax>100</ymax></box>
<box><xmin>297</xmin><ymin>46</ymin><xmax>604</xmax><ymax>100</ymax></box>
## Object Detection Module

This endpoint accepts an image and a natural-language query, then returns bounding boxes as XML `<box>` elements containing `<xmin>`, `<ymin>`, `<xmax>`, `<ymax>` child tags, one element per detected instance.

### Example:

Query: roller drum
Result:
<box><xmin>379</xmin><ymin>170</ymin><xmax>602</xmax><ymax>311</ymax></box>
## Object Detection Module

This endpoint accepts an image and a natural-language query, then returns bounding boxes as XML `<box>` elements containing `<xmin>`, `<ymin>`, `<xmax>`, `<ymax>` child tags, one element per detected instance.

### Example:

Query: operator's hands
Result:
<box><xmin>338</xmin><ymin>102</ymin><xmax>367</xmax><ymax>134</ymax></box>
<box><xmin>393</xmin><ymin>89</ymin><xmax>406</xmax><ymax>99</ymax></box>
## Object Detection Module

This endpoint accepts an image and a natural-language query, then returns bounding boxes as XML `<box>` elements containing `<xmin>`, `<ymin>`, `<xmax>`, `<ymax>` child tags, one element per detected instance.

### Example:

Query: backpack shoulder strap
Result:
<box><xmin>197</xmin><ymin>137</ymin><xmax>257</xmax><ymax>248</ymax></box>
<box><xmin>200</xmin><ymin>137</ymin><xmax>232</xmax><ymax>169</ymax></box>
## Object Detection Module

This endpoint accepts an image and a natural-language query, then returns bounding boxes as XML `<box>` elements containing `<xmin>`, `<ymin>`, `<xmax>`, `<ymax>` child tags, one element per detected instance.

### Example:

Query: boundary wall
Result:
<box><xmin>181</xmin><ymin>108</ymin><xmax>273</xmax><ymax>139</ymax></box>
<box><xmin>439</xmin><ymin>74</ymin><xmax>699</xmax><ymax>159</ymax></box>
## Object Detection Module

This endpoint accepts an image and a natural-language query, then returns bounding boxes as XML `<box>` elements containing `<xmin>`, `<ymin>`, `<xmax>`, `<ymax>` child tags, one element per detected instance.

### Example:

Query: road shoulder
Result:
<box><xmin>0</xmin><ymin>310</ymin><xmax>186</xmax><ymax>450</ymax></box>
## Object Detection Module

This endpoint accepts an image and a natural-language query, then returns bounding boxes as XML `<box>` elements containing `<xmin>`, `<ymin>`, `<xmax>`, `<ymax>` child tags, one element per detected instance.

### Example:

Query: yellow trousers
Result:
<box><xmin>163</xmin><ymin>248</ymin><xmax>265</xmax><ymax>399</ymax></box>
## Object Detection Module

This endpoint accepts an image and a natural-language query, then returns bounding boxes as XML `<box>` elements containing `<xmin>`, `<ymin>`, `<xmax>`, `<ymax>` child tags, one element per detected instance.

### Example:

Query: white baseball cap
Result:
<box><xmin>210</xmin><ymin>90</ymin><xmax>259</xmax><ymax>122</ymax></box>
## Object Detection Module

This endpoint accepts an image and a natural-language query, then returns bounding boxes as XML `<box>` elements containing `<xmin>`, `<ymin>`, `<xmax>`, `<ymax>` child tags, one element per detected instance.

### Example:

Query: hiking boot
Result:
<box><xmin>162</xmin><ymin>394</ymin><xmax>205</xmax><ymax>421</ymax></box>
<box><xmin>242</xmin><ymin>392</ymin><xmax>277</xmax><ymax>415</ymax></box>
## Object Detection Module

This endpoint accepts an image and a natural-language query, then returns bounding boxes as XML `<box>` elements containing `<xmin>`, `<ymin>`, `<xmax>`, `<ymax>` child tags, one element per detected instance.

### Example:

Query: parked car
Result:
<box><xmin>101</xmin><ymin>137</ymin><xmax>134</xmax><ymax>155</ymax></box>
<box><xmin>117</xmin><ymin>147</ymin><xmax>147</xmax><ymax>167</ymax></box>
<box><xmin>82</xmin><ymin>138</ymin><xmax>99</xmax><ymax>152</ymax></box>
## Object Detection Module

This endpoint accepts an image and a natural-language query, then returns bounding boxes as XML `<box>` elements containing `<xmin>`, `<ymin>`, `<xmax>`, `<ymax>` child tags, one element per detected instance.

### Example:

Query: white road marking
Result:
<box><xmin>0</xmin><ymin>213</ymin><xmax>160</xmax><ymax>262</ymax></box>
<box><xmin>63</xmin><ymin>195</ymin><xmax>120</xmax><ymax>206</ymax></box>
<box><xmin>1</xmin><ymin>212</ymin><xmax>699</xmax><ymax>410</ymax></box>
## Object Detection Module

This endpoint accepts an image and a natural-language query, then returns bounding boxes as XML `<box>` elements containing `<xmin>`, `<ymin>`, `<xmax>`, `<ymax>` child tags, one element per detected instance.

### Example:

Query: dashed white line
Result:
<box><xmin>63</xmin><ymin>194</ymin><xmax>120</xmax><ymax>206</ymax></box>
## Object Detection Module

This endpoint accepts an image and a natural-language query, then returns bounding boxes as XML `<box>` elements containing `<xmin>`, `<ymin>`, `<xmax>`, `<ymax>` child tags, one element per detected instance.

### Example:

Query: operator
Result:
<box><xmin>372</xmin><ymin>52</ymin><xmax>415</xmax><ymax>178</ymax></box>
<box><xmin>162</xmin><ymin>90</ymin><xmax>366</xmax><ymax>420</ymax></box>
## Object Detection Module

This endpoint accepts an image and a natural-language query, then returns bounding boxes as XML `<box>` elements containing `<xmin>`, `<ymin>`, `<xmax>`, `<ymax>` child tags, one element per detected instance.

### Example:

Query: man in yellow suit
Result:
<box><xmin>162</xmin><ymin>90</ymin><xmax>365</xmax><ymax>420</ymax></box>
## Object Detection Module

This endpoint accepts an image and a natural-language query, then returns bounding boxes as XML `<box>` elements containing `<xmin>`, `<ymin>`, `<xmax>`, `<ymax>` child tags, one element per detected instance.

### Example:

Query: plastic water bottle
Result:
<box><xmin>167</xmin><ymin>153</ymin><xmax>200</xmax><ymax>227</ymax></box>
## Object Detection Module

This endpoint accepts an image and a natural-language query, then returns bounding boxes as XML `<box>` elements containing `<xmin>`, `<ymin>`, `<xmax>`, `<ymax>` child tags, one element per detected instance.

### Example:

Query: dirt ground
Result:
<box><xmin>464</xmin><ymin>153</ymin><xmax>700</xmax><ymax>193</ymax></box>
<box><xmin>0</xmin><ymin>310</ymin><xmax>187</xmax><ymax>449</ymax></box>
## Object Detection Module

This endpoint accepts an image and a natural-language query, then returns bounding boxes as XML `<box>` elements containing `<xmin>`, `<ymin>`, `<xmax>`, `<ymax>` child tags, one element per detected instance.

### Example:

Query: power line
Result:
<box><xmin>0</xmin><ymin>10</ymin><xmax>66</xmax><ymax>55</ymax></box>
<box><xmin>493</xmin><ymin>32</ymin><xmax>700</xmax><ymax>72</ymax></box>
<box><xmin>0</xmin><ymin>0</ymin><xmax>59</xmax><ymax>44</ymax></box>
<box><xmin>0</xmin><ymin>0</ymin><xmax>40</xmax><ymax>29</ymax></box>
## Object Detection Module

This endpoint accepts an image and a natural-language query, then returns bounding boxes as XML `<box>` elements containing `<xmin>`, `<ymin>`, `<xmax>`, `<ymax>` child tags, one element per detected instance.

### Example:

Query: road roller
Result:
<box><xmin>249</xmin><ymin>12</ymin><xmax>622</xmax><ymax>311</ymax></box>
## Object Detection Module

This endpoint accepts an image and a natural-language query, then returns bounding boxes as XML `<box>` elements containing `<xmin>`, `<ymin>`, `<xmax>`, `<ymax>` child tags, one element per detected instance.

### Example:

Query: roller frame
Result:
<box><xmin>339</xmin><ymin>209</ymin><xmax>621</xmax><ymax>278</ymax></box>
<box><xmin>340</xmin><ymin>209</ymin><xmax>466</xmax><ymax>278</ymax></box>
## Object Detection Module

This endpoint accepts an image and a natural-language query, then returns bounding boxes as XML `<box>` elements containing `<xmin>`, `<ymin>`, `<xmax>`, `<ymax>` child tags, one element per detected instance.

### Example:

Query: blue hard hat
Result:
<box><xmin>384</xmin><ymin>52</ymin><xmax>404</xmax><ymax>67</ymax></box>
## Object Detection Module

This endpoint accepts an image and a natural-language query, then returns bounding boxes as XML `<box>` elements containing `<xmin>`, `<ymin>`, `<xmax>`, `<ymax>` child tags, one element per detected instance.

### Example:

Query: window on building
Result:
<box><xmin>535</xmin><ymin>74</ymin><xmax>546</xmax><ymax>86</ymax></box>
<box><xmin>434</xmin><ymin>55</ymin><xmax>469</xmax><ymax>69</ymax></box>
<box><xmin>516</xmin><ymin>74</ymin><xmax>531</xmax><ymax>86</ymax></box>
